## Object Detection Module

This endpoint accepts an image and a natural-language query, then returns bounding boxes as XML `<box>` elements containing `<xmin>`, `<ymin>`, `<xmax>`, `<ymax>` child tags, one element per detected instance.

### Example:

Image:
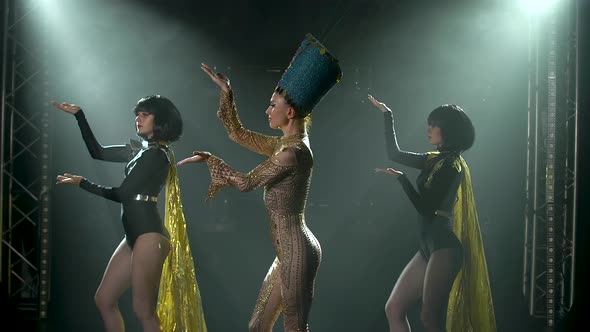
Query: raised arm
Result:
<box><xmin>78</xmin><ymin>148</ymin><xmax>169</xmax><ymax>203</ymax></box>
<box><xmin>74</xmin><ymin>110</ymin><xmax>132</xmax><ymax>162</ymax></box>
<box><xmin>52</xmin><ymin>101</ymin><xmax>131</xmax><ymax>162</ymax></box>
<box><xmin>367</xmin><ymin>95</ymin><xmax>427</xmax><ymax>169</ymax></box>
<box><xmin>382</xmin><ymin>109</ymin><xmax>428</xmax><ymax>169</ymax></box>
<box><xmin>200</xmin><ymin>63</ymin><xmax>279</xmax><ymax>156</ymax></box>
<box><xmin>217</xmin><ymin>89</ymin><xmax>280</xmax><ymax>156</ymax></box>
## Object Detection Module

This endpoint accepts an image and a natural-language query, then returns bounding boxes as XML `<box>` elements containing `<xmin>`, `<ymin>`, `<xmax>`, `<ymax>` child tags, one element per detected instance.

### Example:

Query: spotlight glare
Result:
<box><xmin>520</xmin><ymin>0</ymin><xmax>559</xmax><ymax>14</ymax></box>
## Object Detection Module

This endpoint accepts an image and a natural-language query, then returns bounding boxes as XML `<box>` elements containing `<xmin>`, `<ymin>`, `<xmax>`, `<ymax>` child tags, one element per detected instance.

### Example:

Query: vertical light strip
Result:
<box><xmin>545</xmin><ymin>10</ymin><xmax>558</xmax><ymax>327</ymax></box>
<box><xmin>524</xmin><ymin>10</ymin><xmax>536</xmax><ymax>303</ymax></box>
<box><xmin>39</xmin><ymin>27</ymin><xmax>50</xmax><ymax>318</ymax></box>
<box><xmin>567</xmin><ymin>0</ymin><xmax>579</xmax><ymax>309</ymax></box>
<box><xmin>0</xmin><ymin>0</ymin><xmax>11</xmax><ymax>286</ymax></box>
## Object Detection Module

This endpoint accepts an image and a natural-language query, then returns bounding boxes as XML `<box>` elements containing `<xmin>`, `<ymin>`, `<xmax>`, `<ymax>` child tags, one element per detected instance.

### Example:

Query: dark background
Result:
<box><xmin>5</xmin><ymin>0</ymin><xmax>590</xmax><ymax>331</ymax></box>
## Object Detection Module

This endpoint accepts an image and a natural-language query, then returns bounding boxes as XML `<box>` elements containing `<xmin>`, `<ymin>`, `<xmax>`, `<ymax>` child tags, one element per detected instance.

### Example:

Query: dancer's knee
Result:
<box><xmin>385</xmin><ymin>297</ymin><xmax>407</xmax><ymax>321</ymax></box>
<box><xmin>94</xmin><ymin>289</ymin><xmax>117</xmax><ymax>314</ymax></box>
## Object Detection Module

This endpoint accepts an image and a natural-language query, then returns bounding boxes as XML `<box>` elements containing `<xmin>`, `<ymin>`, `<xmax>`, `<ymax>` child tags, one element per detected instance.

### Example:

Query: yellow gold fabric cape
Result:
<box><xmin>157</xmin><ymin>149</ymin><xmax>208</xmax><ymax>331</ymax></box>
<box><xmin>447</xmin><ymin>156</ymin><xmax>496</xmax><ymax>332</ymax></box>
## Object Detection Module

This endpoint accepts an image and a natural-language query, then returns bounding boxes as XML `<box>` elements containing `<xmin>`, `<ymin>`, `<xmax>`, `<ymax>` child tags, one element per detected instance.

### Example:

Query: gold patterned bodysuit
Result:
<box><xmin>206</xmin><ymin>90</ymin><xmax>322</xmax><ymax>332</ymax></box>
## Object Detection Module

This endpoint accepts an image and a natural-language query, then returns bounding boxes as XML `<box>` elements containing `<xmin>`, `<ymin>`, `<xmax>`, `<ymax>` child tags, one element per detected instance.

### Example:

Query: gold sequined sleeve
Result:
<box><xmin>218</xmin><ymin>89</ymin><xmax>280</xmax><ymax>156</ymax></box>
<box><xmin>205</xmin><ymin>149</ymin><xmax>297</xmax><ymax>200</ymax></box>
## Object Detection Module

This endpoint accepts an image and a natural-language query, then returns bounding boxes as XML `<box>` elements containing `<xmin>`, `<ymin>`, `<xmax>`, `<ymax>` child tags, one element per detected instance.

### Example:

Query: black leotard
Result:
<box><xmin>74</xmin><ymin>110</ymin><xmax>170</xmax><ymax>248</ymax></box>
<box><xmin>383</xmin><ymin>111</ymin><xmax>463</xmax><ymax>259</ymax></box>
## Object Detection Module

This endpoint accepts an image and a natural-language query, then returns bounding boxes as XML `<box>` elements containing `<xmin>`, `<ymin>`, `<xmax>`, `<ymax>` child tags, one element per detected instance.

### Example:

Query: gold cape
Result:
<box><xmin>446</xmin><ymin>155</ymin><xmax>496</xmax><ymax>332</ymax></box>
<box><xmin>157</xmin><ymin>149</ymin><xmax>208</xmax><ymax>331</ymax></box>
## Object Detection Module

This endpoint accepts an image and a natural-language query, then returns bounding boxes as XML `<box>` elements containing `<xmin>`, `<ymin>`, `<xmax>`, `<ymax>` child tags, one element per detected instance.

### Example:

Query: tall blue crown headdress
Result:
<box><xmin>275</xmin><ymin>33</ymin><xmax>342</xmax><ymax>117</ymax></box>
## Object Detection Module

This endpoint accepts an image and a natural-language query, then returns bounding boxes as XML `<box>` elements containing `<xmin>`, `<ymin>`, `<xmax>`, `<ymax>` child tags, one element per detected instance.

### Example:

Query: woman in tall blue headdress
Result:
<box><xmin>179</xmin><ymin>34</ymin><xmax>341</xmax><ymax>331</ymax></box>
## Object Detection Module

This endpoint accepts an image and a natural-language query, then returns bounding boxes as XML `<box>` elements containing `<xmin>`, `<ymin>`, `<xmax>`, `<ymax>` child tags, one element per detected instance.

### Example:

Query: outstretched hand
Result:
<box><xmin>201</xmin><ymin>63</ymin><xmax>230</xmax><ymax>92</ymax></box>
<box><xmin>367</xmin><ymin>95</ymin><xmax>391</xmax><ymax>113</ymax></box>
<box><xmin>52</xmin><ymin>101</ymin><xmax>81</xmax><ymax>114</ymax></box>
<box><xmin>375</xmin><ymin>167</ymin><xmax>403</xmax><ymax>177</ymax></box>
<box><xmin>177</xmin><ymin>151</ymin><xmax>212</xmax><ymax>166</ymax></box>
<box><xmin>56</xmin><ymin>173</ymin><xmax>83</xmax><ymax>186</ymax></box>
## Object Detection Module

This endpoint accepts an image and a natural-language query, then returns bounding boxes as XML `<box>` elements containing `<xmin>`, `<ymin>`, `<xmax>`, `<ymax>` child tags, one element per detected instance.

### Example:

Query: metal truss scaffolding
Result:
<box><xmin>523</xmin><ymin>0</ymin><xmax>579</xmax><ymax>328</ymax></box>
<box><xmin>1</xmin><ymin>0</ymin><xmax>51</xmax><ymax>319</ymax></box>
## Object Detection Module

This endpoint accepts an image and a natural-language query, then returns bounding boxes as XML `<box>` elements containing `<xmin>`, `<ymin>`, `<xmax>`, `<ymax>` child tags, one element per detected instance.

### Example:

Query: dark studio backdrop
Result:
<box><xmin>7</xmin><ymin>0</ymin><xmax>588</xmax><ymax>331</ymax></box>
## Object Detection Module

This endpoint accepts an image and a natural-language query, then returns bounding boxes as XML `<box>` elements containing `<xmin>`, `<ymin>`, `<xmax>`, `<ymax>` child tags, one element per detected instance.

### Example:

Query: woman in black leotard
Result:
<box><xmin>53</xmin><ymin>97</ymin><xmax>207</xmax><ymax>332</ymax></box>
<box><xmin>370</xmin><ymin>95</ymin><xmax>496</xmax><ymax>332</ymax></box>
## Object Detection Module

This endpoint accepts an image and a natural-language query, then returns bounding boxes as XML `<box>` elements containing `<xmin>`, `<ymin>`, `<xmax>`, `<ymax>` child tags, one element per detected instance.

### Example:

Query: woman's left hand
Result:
<box><xmin>51</xmin><ymin>101</ymin><xmax>81</xmax><ymax>115</ymax></box>
<box><xmin>375</xmin><ymin>167</ymin><xmax>404</xmax><ymax>177</ymax></box>
<box><xmin>56</xmin><ymin>173</ymin><xmax>83</xmax><ymax>186</ymax></box>
<box><xmin>201</xmin><ymin>63</ymin><xmax>230</xmax><ymax>92</ymax></box>
<box><xmin>368</xmin><ymin>95</ymin><xmax>392</xmax><ymax>113</ymax></box>
<box><xmin>177</xmin><ymin>151</ymin><xmax>212</xmax><ymax>166</ymax></box>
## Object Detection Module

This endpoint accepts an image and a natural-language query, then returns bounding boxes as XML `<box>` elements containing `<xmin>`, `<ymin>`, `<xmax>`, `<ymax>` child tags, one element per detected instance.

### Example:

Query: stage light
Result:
<box><xmin>519</xmin><ymin>0</ymin><xmax>559</xmax><ymax>14</ymax></box>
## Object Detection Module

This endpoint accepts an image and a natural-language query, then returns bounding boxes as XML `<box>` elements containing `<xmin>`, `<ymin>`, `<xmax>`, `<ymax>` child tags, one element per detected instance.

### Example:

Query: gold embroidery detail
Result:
<box><xmin>205</xmin><ymin>134</ymin><xmax>320</xmax><ymax>331</ymax></box>
<box><xmin>218</xmin><ymin>90</ymin><xmax>280</xmax><ymax>156</ymax></box>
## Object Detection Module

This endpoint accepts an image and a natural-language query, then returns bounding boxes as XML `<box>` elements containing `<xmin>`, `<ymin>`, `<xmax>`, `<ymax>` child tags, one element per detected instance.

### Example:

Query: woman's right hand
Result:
<box><xmin>52</xmin><ymin>101</ymin><xmax>81</xmax><ymax>115</ymax></box>
<box><xmin>368</xmin><ymin>95</ymin><xmax>391</xmax><ymax>113</ymax></box>
<box><xmin>56</xmin><ymin>173</ymin><xmax>83</xmax><ymax>186</ymax></box>
<box><xmin>201</xmin><ymin>63</ymin><xmax>230</xmax><ymax>92</ymax></box>
<box><xmin>177</xmin><ymin>151</ymin><xmax>212</xmax><ymax>166</ymax></box>
<box><xmin>375</xmin><ymin>167</ymin><xmax>403</xmax><ymax>177</ymax></box>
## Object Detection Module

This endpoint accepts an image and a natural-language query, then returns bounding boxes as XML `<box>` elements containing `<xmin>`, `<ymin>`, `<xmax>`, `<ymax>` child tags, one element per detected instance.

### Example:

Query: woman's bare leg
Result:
<box><xmin>248</xmin><ymin>258</ymin><xmax>284</xmax><ymax>332</ymax></box>
<box><xmin>131</xmin><ymin>233</ymin><xmax>170</xmax><ymax>332</ymax></box>
<box><xmin>95</xmin><ymin>238</ymin><xmax>132</xmax><ymax>332</ymax></box>
<box><xmin>420</xmin><ymin>248</ymin><xmax>462</xmax><ymax>332</ymax></box>
<box><xmin>385</xmin><ymin>251</ymin><xmax>428</xmax><ymax>332</ymax></box>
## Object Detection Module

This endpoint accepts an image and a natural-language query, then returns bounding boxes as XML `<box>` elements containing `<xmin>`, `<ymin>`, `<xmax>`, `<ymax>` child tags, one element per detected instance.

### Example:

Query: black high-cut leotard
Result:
<box><xmin>74</xmin><ymin>110</ymin><xmax>170</xmax><ymax>248</ymax></box>
<box><xmin>383</xmin><ymin>111</ymin><xmax>463</xmax><ymax>260</ymax></box>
